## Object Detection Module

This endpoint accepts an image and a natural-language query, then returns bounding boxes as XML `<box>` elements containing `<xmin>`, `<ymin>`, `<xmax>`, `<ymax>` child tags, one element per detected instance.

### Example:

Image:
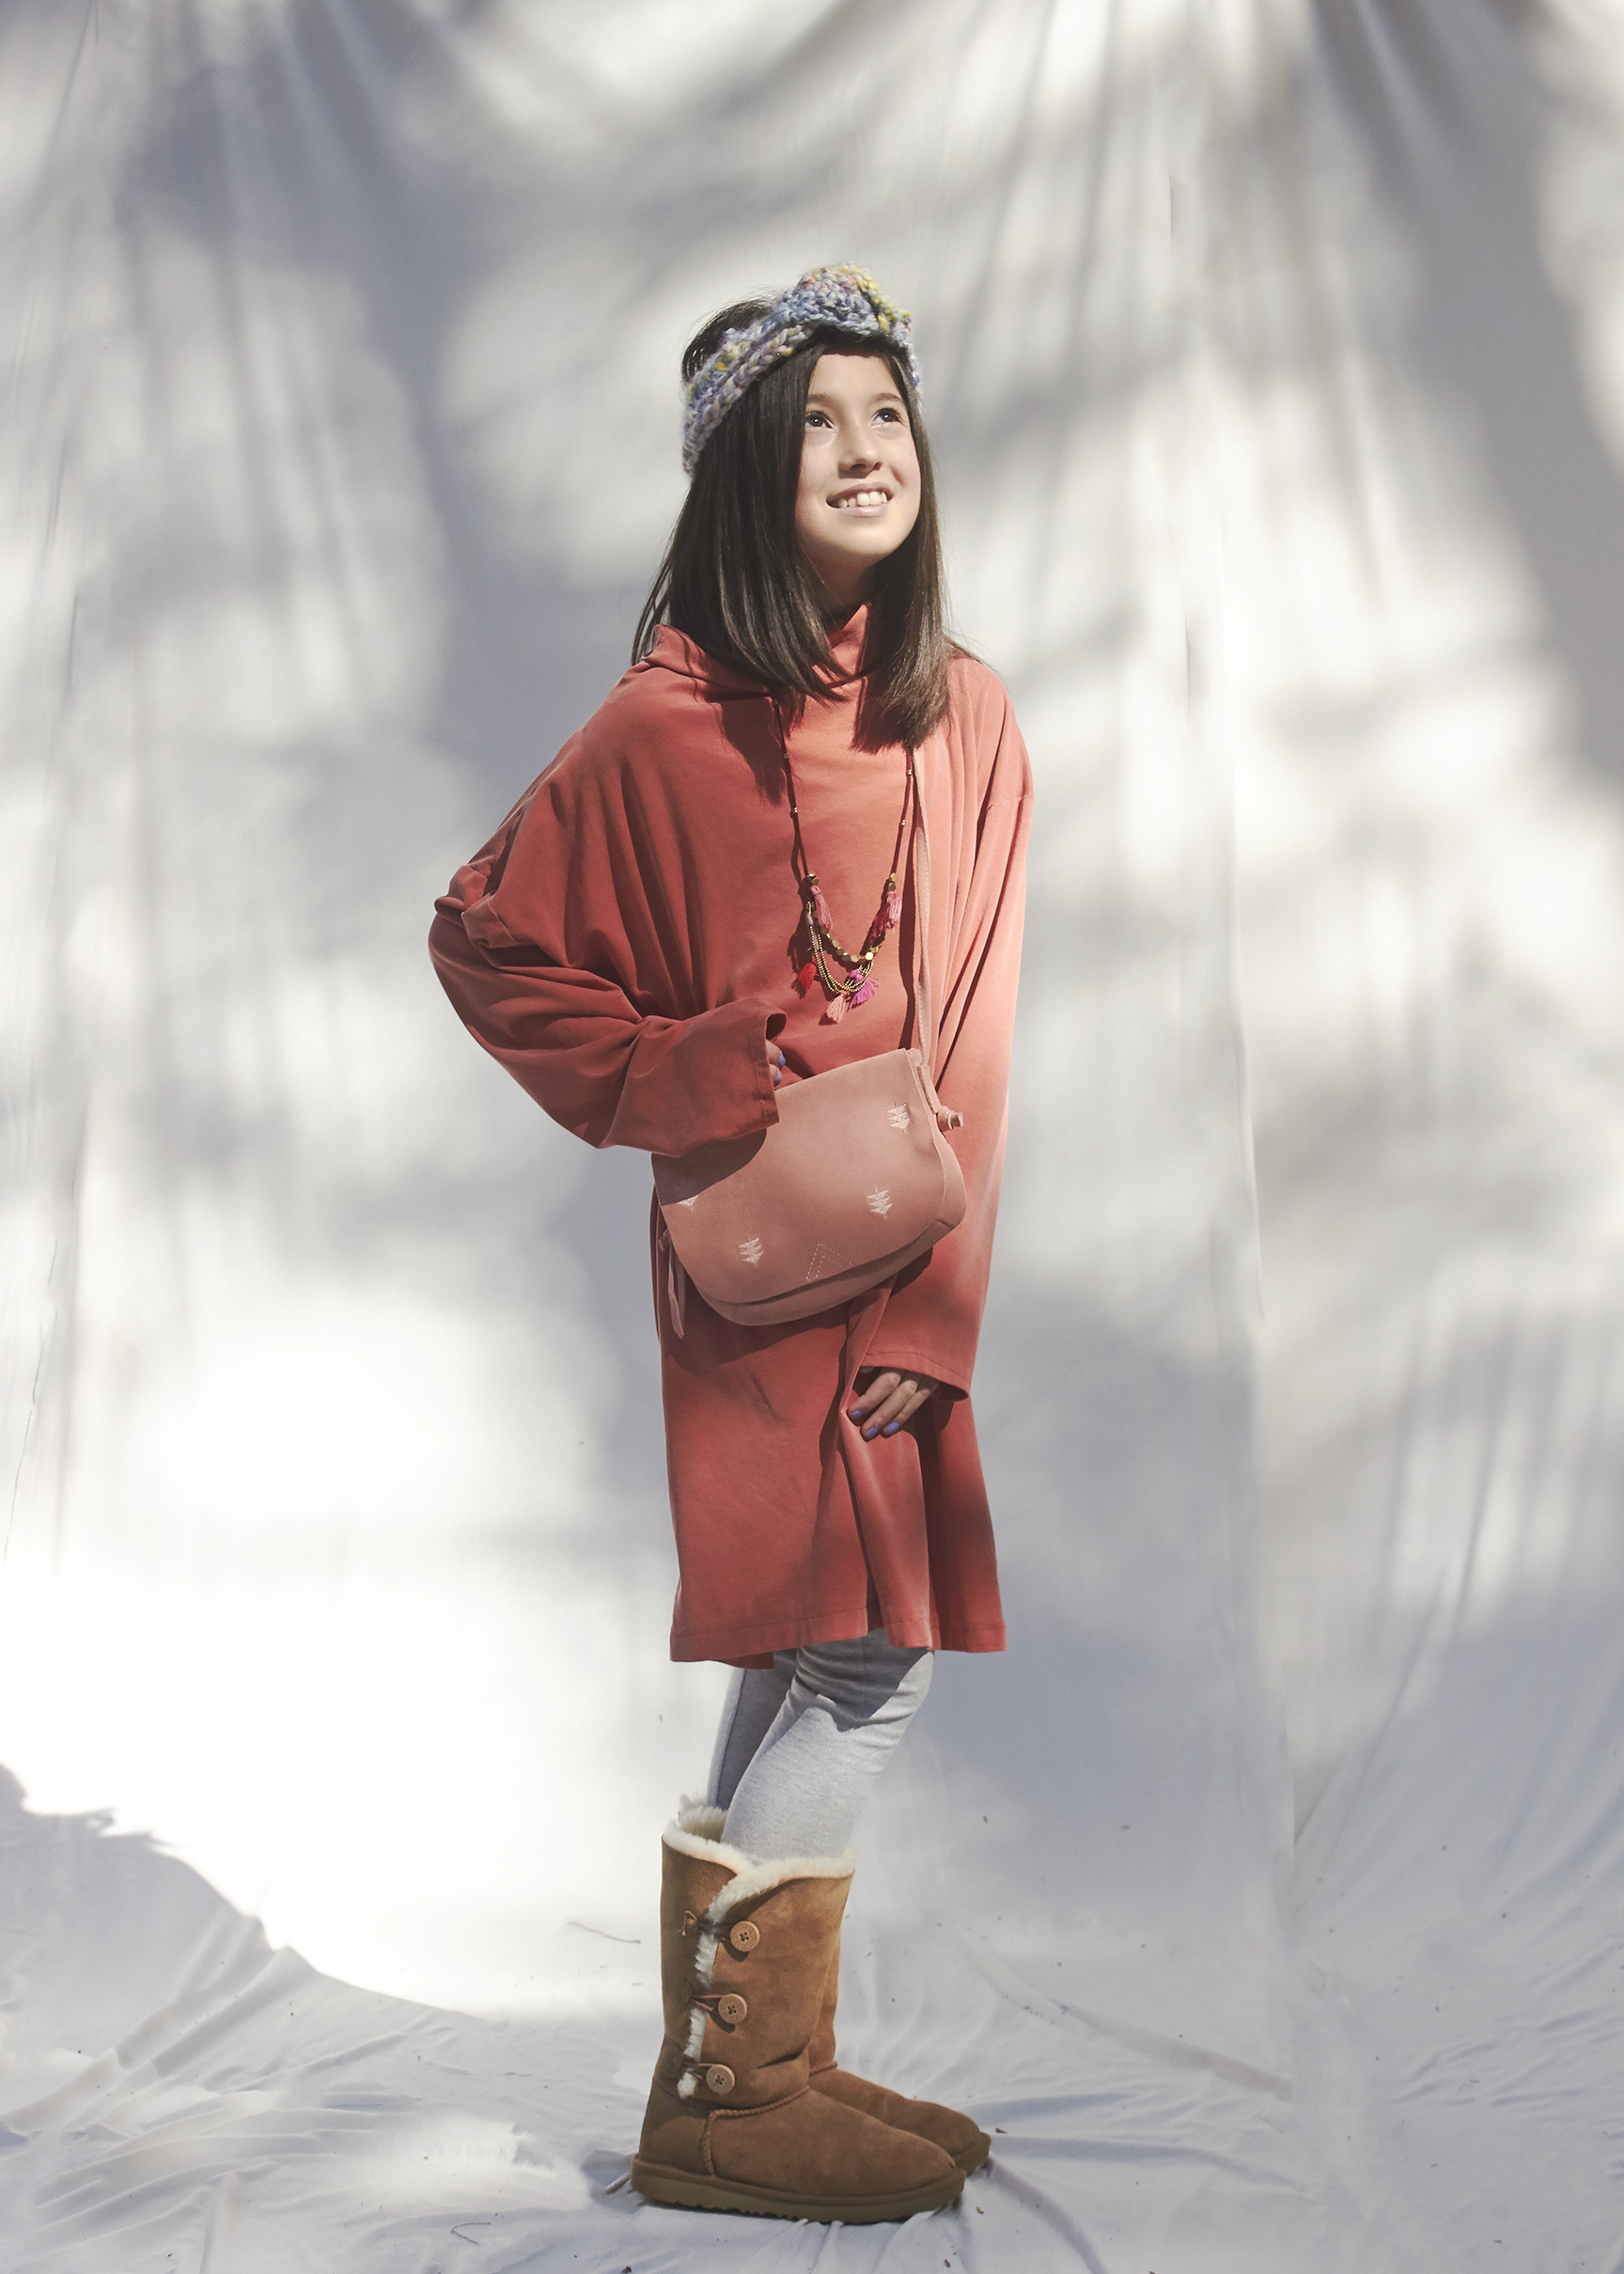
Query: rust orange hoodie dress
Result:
<box><xmin>429</xmin><ymin>609</ymin><xmax>1031</xmax><ymax>1668</ymax></box>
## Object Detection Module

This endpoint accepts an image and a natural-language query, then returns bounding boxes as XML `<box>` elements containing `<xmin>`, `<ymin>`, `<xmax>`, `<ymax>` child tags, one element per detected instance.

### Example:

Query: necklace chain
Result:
<box><xmin>773</xmin><ymin>706</ymin><xmax>914</xmax><ymax>1022</ymax></box>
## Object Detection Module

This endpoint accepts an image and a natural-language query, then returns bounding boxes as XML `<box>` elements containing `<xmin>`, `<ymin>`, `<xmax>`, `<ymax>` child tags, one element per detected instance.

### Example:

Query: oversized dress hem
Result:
<box><xmin>670</xmin><ymin>1601</ymin><xmax>1010</xmax><ymax>1669</ymax></box>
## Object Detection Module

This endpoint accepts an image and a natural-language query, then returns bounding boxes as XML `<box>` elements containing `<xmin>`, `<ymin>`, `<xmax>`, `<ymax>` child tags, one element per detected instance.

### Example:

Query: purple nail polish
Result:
<box><xmin>882</xmin><ymin>1421</ymin><xmax>899</xmax><ymax>1435</ymax></box>
<box><xmin>863</xmin><ymin>1425</ymin><xmax>878</xmax><ymax>1439</ymax></box>
<box><xmin>850</xmin><ymin>1408</ymin><xmax>865</xmax><ymax>1421</ymax></box>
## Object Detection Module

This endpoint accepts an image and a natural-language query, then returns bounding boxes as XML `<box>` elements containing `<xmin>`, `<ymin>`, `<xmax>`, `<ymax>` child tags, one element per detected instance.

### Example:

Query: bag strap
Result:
<box><xmin>912</xmin><ymin>750</ymin><xmax>936</xmax><ymax>1065</ymax></box>
<box><xmin>909</xmin><ymin>760</ymin><xmax>963</xmax><ymax>1133</ymax></box>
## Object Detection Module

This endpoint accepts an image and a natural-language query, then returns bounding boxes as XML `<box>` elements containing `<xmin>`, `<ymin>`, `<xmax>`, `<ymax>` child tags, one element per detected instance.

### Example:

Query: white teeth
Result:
<box><xmin>837</xmin><ymin>490</ymin><xmax>886</xmax><ymax>509</ymax></box>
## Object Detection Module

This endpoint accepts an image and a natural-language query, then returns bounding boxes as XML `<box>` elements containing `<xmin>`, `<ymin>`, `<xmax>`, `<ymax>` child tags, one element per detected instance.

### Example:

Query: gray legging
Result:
<box><xmin>706</xmin><ymin>1633</ymin><xmax>933</xmax><ymax>1861</ymax></box>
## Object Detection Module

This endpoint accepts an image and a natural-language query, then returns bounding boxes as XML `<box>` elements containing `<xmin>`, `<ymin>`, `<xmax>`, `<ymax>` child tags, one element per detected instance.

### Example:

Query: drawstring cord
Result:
<box><xmin>657</xmin><ymin>1216</ymin><xmax>688</xmax><ymax>1339</ymax></box>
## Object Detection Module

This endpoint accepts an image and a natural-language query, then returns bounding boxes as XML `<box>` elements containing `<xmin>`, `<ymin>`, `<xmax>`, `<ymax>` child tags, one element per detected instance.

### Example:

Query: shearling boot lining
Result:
<box><xmin>665</xmin><ymin>1796</ymin><xmax>856</xmax><ymax>1893</ymax></box>
<box><xmin>665</xmin><ymin>1796</ymin><xmax>855</xmax><ymax>2099</ymax></box>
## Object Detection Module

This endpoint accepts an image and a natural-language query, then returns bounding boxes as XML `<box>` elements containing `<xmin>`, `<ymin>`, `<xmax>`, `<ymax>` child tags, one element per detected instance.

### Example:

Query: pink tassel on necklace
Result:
<box><xmin>821</xmin><ymin>990</ymin><xmax>849</xmax><ymax>1026</ymax></box>
<box><xmin>882</xmin><ymin>886</ymin><xmax>901</xmax><ymax>933</ymax></box>
<box><xmin>809</xmin><ymin>879</ymin><xmax>833</xmax><ymax>931</ymax></box>
<box><xmin>849</xmin><ymin>975</ymin><xmax>877</xmax><ymax>1009</ymax></box>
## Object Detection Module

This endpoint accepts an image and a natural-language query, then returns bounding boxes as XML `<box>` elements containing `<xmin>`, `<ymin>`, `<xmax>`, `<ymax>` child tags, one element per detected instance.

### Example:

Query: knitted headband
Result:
<box><xmin>680</xmin><ymin>264</ymin><xmax>923</xmax><ymax>477</ymax></box>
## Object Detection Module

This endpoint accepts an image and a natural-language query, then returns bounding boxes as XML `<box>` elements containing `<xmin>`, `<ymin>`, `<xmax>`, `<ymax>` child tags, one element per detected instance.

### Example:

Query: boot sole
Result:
<box><xmin>631</xmin><ymin>2156</ymin><xmax>964</xmax><ymax>2223</ymax></box>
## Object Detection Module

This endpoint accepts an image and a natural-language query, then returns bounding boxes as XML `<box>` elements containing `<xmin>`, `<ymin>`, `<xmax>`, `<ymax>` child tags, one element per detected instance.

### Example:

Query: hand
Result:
<box><xmin>848</xmin><ymin>1369</ymin><xmax>943</xmax><ymax>1441</ymax></box>
<box><xmin>765</xmin><ymin>1041</ymin><xmax>787</xmax><ymax>1087</ymax></box>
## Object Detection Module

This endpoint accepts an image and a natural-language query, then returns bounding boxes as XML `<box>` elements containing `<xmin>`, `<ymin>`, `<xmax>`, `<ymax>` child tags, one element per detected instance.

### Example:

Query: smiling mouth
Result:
<box><xmin>832</xmin><ymin>488</ymin><xmax>890</xmax><ymax>510</ymax></box>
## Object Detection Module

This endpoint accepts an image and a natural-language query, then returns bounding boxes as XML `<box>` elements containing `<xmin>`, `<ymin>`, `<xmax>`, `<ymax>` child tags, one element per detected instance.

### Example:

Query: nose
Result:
<box><xmin>836</xmin><ymin>414</ymin><xmax>880</xmax><ymax>473</ymax></box>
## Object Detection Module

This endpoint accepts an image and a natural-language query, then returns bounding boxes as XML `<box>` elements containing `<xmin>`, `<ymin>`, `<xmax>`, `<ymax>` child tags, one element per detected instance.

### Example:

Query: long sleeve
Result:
<box><xmin>429</xmin><ymin>749</ymin><xmax>785</xmax><ymax>1158</ymax></box>
<box><xmin>862</xmin><ymin>708</ymin><xmax>1033</xmax><ymax>1397</ymax></box>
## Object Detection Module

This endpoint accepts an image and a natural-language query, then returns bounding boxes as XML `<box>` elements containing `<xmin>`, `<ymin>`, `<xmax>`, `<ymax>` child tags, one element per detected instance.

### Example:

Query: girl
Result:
<box><xmin>430</xmin><ymin>267</ymin><xmax>1031</xmax><ymax>2224</ymax></box>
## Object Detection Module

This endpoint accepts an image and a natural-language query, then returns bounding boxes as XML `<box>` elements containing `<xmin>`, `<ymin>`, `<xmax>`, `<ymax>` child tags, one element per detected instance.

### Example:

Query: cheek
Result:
<box><xmin>795</xmin><ymin>442</ymin><xmax>828</xmax><ymax>524</ymax></box>
<box><xmin>898</xmin><ymin>453</ymin><xmax>923</xmax><ymax>537</ymax></box>
<box><xmin>893</xmin><ymin>437</ymin><xmax>922</xmax><ymax>504</ymax></box>
<box><xmin>793</xmin><ymin>471</ymin><xmax>822</xmax><ymax>552</ymax></box>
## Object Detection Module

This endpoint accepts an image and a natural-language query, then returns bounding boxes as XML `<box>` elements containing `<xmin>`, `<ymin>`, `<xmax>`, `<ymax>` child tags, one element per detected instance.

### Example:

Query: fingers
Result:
<box><xmin>765</xmin><ymin>1042</ymin><xmax>788</xmax><ymax>1087</ymax></box>
<box><xmin>851</xmin><ymin>1379</ymin><xmax>926</xmax><ymax>1436</ymax></box>
<box><xmin>848</xmin><ymin>1372</ymin><xmax>940</xmax><ymax>1440</ymax></box>
<box><xmin>851</xmin><ymin>1370</ymin><xmax>901</xmax><ymax>1431</ymax></box>
<box><xmin>886</xmin><ymin>1381</ymin><xmax>935</xmax><ymax>1434</ymax></box>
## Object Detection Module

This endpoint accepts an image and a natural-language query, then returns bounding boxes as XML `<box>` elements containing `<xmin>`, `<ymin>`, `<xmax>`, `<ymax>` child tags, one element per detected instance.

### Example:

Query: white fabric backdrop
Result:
<box><xmin>1</xmin><ymin>2</ymin><xmax>1620</xmax><ymax>2267</ymax></box>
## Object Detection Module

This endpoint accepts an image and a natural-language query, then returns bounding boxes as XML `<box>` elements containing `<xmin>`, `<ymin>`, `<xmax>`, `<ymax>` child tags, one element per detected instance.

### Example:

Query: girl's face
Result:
<box><xmin>794</xmin><ymin>352</ymin><xmax>922</xmax><ymax>612</ymax></box>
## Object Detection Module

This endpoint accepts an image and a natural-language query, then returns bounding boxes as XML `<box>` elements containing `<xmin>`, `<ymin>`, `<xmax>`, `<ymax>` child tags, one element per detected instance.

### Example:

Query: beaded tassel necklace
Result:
<box><xmin>775</xmin><ymin>711</ymin><xmax>914</xmax><ymax>1025</ymax></box>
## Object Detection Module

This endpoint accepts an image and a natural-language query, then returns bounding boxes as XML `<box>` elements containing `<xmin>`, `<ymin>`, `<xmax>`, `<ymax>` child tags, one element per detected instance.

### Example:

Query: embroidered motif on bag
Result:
<box><xmin>804</xmin><ymin>1242</ymin><xmax>853</xmax><ymax>1284</ymax></box>
<box><xmin>867</xmin><ymin>1187</ymin><xmax>893</xmax><ymax>1217</ymax></box>
<box><xmin>738</xmin><ymin>1237</ymin><xmax>764</xmax><ymax>1266</ymax></box>
<box><xmin>887</xmin><ymin>1104</ymin><xmax>911</xmax><ymax>1130</ymax></box>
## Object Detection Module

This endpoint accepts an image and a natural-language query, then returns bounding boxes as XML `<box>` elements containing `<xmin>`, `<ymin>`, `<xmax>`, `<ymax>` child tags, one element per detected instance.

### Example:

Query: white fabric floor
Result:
<box><xmin>3</xmin><ymin>3</ymin><xmax>1623</xmax><ymax>2267</ymax></box>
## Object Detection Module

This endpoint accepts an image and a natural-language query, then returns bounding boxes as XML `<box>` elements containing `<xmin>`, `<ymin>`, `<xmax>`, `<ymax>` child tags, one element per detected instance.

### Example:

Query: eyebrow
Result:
<box><xmin>804</xmin><ymin>387</ymin><xmax>906</xmax><ymax>408</ymax></box>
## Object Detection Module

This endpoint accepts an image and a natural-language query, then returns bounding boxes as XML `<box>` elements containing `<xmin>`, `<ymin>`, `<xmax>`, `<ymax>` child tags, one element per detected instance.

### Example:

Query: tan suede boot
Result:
<box><xmin>632</xmin><ymin>1804</ymin><xmax>963</xmax><ymax>2223</ymax></box>
<box><xmin>809</xmin><ymin>1921</ymin><xmax>992</xmax><ymax>2175</ymax></box>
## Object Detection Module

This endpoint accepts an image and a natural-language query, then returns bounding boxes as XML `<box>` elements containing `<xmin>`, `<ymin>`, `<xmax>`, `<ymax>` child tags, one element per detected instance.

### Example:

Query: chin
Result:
<box><xmin>830</xmin><ymin>537</ymin><xmax>898</xmax><ymax>566</ymax></box>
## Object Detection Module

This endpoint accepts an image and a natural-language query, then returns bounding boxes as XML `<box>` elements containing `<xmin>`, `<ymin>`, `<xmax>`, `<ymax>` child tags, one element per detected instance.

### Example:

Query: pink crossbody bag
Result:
<box><xmin>652</xmin><ymin>780</ymin><xmax>966</xmax><ymax>1332</ymax></box>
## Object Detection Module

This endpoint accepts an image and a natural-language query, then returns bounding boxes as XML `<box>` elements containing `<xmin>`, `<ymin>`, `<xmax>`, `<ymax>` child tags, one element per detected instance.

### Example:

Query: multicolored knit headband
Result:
<box><xmin>681</xmin><ymin>264</ymin><xmax>923</xmax><ymax>476</ymax></box>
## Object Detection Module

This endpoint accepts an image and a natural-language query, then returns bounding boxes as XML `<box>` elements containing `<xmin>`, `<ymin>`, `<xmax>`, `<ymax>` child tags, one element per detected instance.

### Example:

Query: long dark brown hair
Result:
<box><xmin>632</xmin><ymin>301</ymin><xmax>955</xmax><ymax>748</ymax></box>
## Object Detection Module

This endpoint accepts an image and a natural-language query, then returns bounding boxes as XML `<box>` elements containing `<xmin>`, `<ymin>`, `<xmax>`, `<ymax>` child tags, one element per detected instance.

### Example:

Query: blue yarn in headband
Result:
<box><xmin>681</xmin><ymin>265</ymin><xmax>922</xmax><ymax>476</ymax></box>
